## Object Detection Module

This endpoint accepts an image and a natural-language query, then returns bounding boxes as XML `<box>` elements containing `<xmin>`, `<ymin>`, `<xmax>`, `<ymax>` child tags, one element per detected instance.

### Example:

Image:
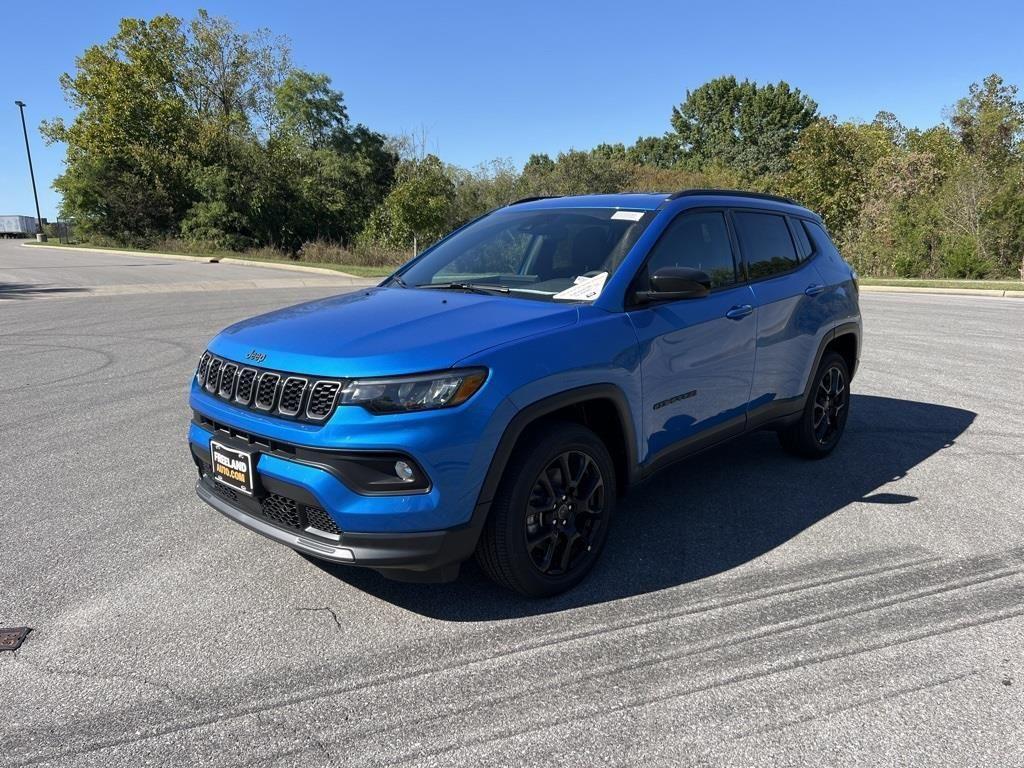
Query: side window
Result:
<box><xmin>790</xmin><ymin>218</ymin><xmax>813</xmax><ymax>261</ymax></box>
<box><xmin>733</xmin><ymin>211</ymin><xmax>800</xmax><ymax>279</ymax></box>
<box><xmin>803</xmin><ymin>220</ymin><xmax>841</xmax><ymax>260</ymax></box>
<box><xmin>645</xmin><ymin>211</ymin><xmax>737</xmax><ymax>289</ymax></box>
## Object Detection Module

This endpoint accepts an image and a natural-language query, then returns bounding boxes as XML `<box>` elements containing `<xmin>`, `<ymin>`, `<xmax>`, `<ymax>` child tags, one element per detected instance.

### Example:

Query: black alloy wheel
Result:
<box><xmin>476</xmin><ymin>421</ymin><xmax>617</xmax><ymax>597</ymax></box>
<box><xmin>778</xmin><ymin>351</ymin><xmax>851</xmax><ymax>459</ymax></box>
<box><xmin>524</xmin><ymin>450</ymin><xmax>606</xmax><ymax>576</ymax></box>
<box><xmin>812</xmin><ymin>364</ymin><xmax>848</xmax><ymax>447</ymax></box>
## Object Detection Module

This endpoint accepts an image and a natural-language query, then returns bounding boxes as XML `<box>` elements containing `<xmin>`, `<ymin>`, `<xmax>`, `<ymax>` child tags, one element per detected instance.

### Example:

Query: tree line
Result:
<box><xmin>45</xmin><ymin>12</ymin><xmax>1024</xmax><ymax>279</ymax></box>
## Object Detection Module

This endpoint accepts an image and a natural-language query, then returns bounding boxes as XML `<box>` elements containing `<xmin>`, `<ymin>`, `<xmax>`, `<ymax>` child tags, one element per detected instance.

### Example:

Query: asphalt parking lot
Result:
<box><xmin>2</xmin><ymin>241</ymin><xmax>1022</xmax><ymax>767</ymax></box>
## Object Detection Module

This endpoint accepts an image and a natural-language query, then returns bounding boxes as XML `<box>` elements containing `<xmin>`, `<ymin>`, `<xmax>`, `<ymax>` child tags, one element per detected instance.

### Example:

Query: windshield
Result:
<box><xmin>395</xmin><ymin>207</ymin><xmax>654</xmax><ymax>301</ymax></box>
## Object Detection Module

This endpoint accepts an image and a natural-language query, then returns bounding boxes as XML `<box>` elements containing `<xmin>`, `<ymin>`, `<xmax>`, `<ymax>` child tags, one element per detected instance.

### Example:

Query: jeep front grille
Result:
<box><xmin>205</xmin><ymin>358</ymin><xmax>222</xmax><ymax>393</ymax></box>
<box><xmin>306</xmin><ymin>381</ymin><xmax>342</xmax><ymax>420</ymax></box>
<box><xmin>235</xmin><ymin>368</ymin><xmax>257</xmax><ymax>404</ymax></box>
<box><xmin>218</xmin><ymin>363</ymin><xmax>238</xmax><ymax>398</ymax></box>
<box><xmin>255</xmin><ymin>372</ymin><xmax>280</xmax><ymax>410</ymax></box>
<box><xmin>195</xmin><ymin>353</ymin><xmax>346</xmax><ymax>423</ymax></box>
<box><xmin>278</xmin><ymin>377</ymin><xmax>307</xmax><ymax>416</ymax></box>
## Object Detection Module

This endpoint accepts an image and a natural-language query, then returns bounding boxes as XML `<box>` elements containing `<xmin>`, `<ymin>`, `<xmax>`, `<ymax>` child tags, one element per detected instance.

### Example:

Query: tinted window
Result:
<box><xmin>645</xmin><ymin>211</ymin><xmax>737</xmax><ymax>289</ymax></box>
<box><xmin>790</xmin><ymin>218</ymin><xmax>813</xmax><ymax>260</ymax></box>
<box><xmin>803</xmin><ymin>220</ymin><xmax>839</xmax><ymax>259</ymax></box>
<box><xmin>733</xmin><ymin>212</ymin><xmax>799</xmax><ymax>279</ymax></box>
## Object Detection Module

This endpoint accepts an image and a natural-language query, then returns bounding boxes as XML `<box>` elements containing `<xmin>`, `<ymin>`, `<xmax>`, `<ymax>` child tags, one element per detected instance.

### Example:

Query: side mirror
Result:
<box><xmin>635</xmin><ymin>266</ymin><xmax>711</xmax><ymax>304</ymax></box>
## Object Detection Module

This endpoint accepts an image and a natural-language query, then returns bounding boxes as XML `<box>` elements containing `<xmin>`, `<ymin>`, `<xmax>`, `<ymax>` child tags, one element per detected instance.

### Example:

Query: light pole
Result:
<box><xmin>14</xmin><ymin>100</ymin><xmax>46</xmax><ymax>241</ymax></box>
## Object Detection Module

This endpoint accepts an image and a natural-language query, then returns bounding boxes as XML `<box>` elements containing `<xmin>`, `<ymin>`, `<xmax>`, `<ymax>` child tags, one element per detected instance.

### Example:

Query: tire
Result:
<box><xmin>476</xmin><ymin>421</ymin><xmax>616</xmax><ymax>597</ymax></box>
<box><xmin>779</xmin><ymin>351</ymin><xmax>851</xmax><ymax>459</ymax></box>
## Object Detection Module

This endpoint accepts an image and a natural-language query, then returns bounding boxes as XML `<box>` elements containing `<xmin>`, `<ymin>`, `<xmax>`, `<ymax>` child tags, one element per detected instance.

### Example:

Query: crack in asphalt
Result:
<box><xmin>296</xmin><ymin>606</ymin><xmax>344</xmax><ymax>631</ymax></box>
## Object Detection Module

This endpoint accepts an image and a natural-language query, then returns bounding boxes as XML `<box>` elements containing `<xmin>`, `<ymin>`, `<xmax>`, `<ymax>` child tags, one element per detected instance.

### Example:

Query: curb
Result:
<box><xmin>860</xmin><ymin>284</ymin><xmax>1024</xmax><ymax>298</ymax></box>
<box><xmin>20</xmin><ymin>242</ymin><xmax>381</xmax><ymax>284</ymax></box>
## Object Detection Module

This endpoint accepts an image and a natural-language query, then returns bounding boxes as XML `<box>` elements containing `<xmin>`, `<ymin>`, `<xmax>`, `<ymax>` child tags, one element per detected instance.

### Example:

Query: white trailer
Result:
<box><xmin>0</xmin><ymin>215</ymin><xmax>39</xmax><ymax>237</ymax></box>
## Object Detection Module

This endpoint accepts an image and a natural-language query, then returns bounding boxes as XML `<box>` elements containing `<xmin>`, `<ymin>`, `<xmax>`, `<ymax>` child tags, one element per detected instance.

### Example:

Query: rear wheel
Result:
<box><xmin>779</xmin><ymin>351</ymin><xmax>850</xmax><ymax>459</ymax></box>
<box><xmin>476</xmin><ymin>422</ymin><xmax>616</xmax><ymax>597</ymax></box>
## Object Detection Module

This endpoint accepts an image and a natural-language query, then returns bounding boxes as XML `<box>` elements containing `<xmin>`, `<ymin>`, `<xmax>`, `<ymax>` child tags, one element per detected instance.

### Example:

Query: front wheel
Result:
<box><xmin>779</xmin><ymin>351</ymin><xmax>851</xmax><ymax>459</ymax></box>
<box><xmin>476</xmin><ymin>422</ymin><xmax>616</xmax><ymax>597</ymax></box>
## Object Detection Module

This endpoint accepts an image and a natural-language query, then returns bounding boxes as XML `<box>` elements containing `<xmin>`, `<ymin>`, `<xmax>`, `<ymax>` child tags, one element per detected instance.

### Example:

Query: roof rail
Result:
<box><xmin>507</xmin><ymin>195</ymin><xmax>561</xmax><ymax>206</ymax></box>
<box><xmin>666</xmin><ymin>188</ymin><xmax>799</xmax><ymax>206</ymax></box>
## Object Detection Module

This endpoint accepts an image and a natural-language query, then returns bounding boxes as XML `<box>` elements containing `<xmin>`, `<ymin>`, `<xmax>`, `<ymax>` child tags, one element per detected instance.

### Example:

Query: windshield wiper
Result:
<box><xmin>388</xmin><ymin>275</ymin><xmax>409</xmax><ymax>288</ymax></box>
<box><xmin>415</xmin><ymin>282</ymin><xmax>510</xmax><ymax>295</ymax></box>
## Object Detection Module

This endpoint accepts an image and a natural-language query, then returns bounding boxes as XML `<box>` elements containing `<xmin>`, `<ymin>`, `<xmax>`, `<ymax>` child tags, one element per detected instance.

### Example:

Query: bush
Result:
<box><xmin>298</xmin><ymin>240</ymin><xmax>407</xmax><ymax>268</ymax></box>
<box><xmin>939</xmin><ymin>239</ymin><xmax>993</xmax><ymax>279</ymax></box>
<box><xmin>890</xmin><ymin>253</ymin><xmax>925</xmax><ymax>278</ymax></box>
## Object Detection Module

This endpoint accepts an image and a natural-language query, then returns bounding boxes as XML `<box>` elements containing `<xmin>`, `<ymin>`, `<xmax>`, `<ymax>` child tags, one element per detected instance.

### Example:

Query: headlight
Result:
<box><xmin>339</xmin><ymin>368</ymin><xmax>488</xmax><ymax>413</ymax></box>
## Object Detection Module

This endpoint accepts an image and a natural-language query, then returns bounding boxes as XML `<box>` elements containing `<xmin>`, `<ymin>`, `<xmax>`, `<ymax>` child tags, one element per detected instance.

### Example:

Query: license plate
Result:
<box><xmin>210</xmin><ymin>440</ymin><xmax>254</xmax><ymax>495</ymax></box>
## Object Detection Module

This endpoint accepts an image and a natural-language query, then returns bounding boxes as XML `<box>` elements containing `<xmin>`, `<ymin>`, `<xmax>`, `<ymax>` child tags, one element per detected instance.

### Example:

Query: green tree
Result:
<box><xmin>40</xmin><ymin>15</ymin><xmax>195</xmax><ymax>241</ymax></box>
<box><xmin>946</xmin><ymin>75</ymin><xmax>1024</xmax><ymax>276</ymax></box>
<box><xmin>274</xmin><ymin>70</ymin><xmax>348</xmax><ymax>148</ymax></box>
<box><xmin>180</xmin><ymin>9</ymin><xmax>290</xmax><ymax>135</ymax></box>
<box><xmin>783</xmin><ymin>118</ymin><xmax>893</xmax><ymax>239</ymax></box>
<box><xmin>626</xmin><ymin>135</ymin><xmax>683</xmax><ymax>169</ymax></box>
<box><xmin>670</xmin><ymin>76</ymin><xmax>818</xmax><ymax>179</ymax></box>
<box><xmin>363</xmin><ymin>155</ymin><xmax>454</xmax><ymax>252</ymax></box>
<box><xmin>949</xmin><ymin>74</ymin><xmax>1024</xmax><ymax>172</ymax></box>
<box><xmin>447</xmin><ymin>159</ymin><xmax>522</xmax><ymax>227</ymax></box>
<box><xmin>519</xmin><ymin>150</ymin><xmax>631</xmax><ymax>196</ymax></box>
<box><xmin>269</xmin><ymin>72</ymin><xmax>397</xmax><ymax>247</ymax></box>
<box><xmin>44</xmin><ymin>10</ymin><xmax>393</xmax><ymax>252</ymax></box>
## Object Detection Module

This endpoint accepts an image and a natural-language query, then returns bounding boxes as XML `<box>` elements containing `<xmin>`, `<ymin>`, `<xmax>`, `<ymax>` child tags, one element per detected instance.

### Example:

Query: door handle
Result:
<box><xmin>725</xmin><ymin>304</ymin><xmax>753</xmax><ymax>320</ymax></box>
<box><xmin>804</xmin><ymin>283</ymin><xmax>826</xmax><ymax>296</ymax></box>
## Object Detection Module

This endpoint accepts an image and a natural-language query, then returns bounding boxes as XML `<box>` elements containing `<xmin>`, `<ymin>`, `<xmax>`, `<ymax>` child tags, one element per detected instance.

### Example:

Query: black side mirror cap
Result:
<box><xmin>634</xmin><ymin>266</ymin><xmax>711</xmax><ymax>304</ymax></box>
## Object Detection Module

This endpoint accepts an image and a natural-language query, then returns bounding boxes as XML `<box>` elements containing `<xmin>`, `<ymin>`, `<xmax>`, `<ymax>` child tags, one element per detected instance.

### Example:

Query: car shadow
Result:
<box><xmin>0</xmin><ymin>282</ymin><xmax>91</xmax><ymax>300</ymax></box>
<box><xmin>306</xmin><ymin>394</ymin><xmax>975</xmax><ymax>621</ymax></box>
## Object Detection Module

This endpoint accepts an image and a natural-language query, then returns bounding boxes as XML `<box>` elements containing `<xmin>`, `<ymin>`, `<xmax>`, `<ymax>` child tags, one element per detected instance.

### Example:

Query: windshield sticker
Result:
<box><xmin>611</xmin><ymin>210</ymin><xmax>644</xmax><ymax>221</ymax></box>
<box><xmin>553</xmin><ymin>272</ymin><xmax>608</xmax><ymax>302</ymax></box>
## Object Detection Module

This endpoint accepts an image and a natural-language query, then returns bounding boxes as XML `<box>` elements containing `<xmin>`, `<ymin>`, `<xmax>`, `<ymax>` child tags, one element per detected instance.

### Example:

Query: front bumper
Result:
<box><xmin>195</xmin><ymin>477</ymin><xmax>486</xmax><ymax>575</ymax></box>
<box><xmin>187</xmin><ymin>398</ymin><xmax>509</xmax><ymax>575</ymax></box>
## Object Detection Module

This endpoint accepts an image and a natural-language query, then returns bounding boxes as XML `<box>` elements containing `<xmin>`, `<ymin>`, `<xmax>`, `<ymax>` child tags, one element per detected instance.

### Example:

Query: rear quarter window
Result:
<box><xmin>803</xmin><ymin>220</ymin><xmax>841</xmax><ymax>261</ymax></box>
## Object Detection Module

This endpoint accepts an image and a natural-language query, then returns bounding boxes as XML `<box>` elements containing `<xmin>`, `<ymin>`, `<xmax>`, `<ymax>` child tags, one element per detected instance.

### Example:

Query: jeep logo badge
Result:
<box><xmin>246</xmin><ymin>349</ymin><xmax>267</xmax><ymax>363</ymax></box>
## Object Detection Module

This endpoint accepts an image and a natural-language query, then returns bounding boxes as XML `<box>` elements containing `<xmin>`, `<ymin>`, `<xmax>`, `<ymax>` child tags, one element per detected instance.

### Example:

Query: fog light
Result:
<box><xmin>394</xmin><ymin>460</ymin><xmax>415</xmax><ymax>482</ymax></box>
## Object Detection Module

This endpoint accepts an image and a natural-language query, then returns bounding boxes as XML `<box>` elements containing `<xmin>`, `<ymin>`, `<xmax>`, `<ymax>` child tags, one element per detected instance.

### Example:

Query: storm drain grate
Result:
<box><xmin>0</xmin><ymin>627</ymin><xmax>30</xmax><ymax>651</ymax></box>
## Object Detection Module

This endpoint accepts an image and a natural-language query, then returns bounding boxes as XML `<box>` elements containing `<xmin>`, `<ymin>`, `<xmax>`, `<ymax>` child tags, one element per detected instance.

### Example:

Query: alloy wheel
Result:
<box><xmin>813</xmin><ymin>365</ymin><xmax>848</xmax><ymax>446</ymax></box>
<box><xmin>523</xmin><ymin>450</ymin><xmax>606</xmax><ymax>576</ymax></box>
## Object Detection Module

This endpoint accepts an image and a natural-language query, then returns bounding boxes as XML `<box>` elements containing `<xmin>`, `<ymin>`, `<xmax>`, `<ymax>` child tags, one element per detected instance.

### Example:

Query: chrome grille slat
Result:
<box><xmin>195</xmin><ymin>354</ymin><xmax>342</xmax><ymax>423</ymax></box>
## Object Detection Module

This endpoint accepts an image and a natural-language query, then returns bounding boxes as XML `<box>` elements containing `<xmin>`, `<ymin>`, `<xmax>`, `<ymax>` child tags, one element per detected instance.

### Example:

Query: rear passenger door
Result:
<box><xmin>731</xmin><ymin>209</ymin><xmax>832</xmax><ymax>420</ymax></box>
<box><xmin>628</xmin><ymin>210</ymin><xmax>757</xmax><ymax>463</ymax></box>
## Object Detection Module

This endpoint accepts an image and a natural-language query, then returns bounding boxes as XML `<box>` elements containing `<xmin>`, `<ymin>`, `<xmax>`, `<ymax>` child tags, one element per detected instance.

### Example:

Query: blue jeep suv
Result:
<box><xmin>189</xmin><ymin>189</ymin><xmax>861</xmax><ymax>596</ymax></box>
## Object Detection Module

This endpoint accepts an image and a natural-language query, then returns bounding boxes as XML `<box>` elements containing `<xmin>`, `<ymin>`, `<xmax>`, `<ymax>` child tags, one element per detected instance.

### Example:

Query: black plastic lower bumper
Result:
<box><xmin>195</xmin><ymin>477</ymin><xmax>486</xmax><ymax>578</ymax></box>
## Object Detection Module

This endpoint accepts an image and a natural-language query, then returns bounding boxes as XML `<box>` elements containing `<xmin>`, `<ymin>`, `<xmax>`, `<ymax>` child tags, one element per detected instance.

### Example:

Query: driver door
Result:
<box><xmin>626</xmin><ymin>209</ymin><xmax>757</xmax><ymax>464</ymax></box>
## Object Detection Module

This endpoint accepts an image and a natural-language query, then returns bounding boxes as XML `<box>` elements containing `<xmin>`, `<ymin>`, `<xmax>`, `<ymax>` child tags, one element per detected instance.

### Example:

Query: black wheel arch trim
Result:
<box><xmin>475</xmin><ymin>384</ymin><xmax>640</xmax><ymax>509</ymax></box>
<box><xmin>804</xmin><ymin>321</ymin><xmax>860</xmax><ymax>399</ymax></box>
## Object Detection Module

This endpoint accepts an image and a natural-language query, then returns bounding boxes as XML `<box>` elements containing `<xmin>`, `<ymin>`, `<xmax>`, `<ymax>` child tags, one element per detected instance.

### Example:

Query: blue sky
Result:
<box><xmin>1</xmin><ymin>0</ymin><xmax>1021</xmax><ymax>219</ymax></box>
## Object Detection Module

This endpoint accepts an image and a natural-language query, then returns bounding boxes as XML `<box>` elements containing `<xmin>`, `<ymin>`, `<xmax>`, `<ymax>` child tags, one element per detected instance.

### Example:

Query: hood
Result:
<box><xmin>208</xmin><ymin>287</ymin><xmax>579</xmax><ymax>377</ymax></box>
